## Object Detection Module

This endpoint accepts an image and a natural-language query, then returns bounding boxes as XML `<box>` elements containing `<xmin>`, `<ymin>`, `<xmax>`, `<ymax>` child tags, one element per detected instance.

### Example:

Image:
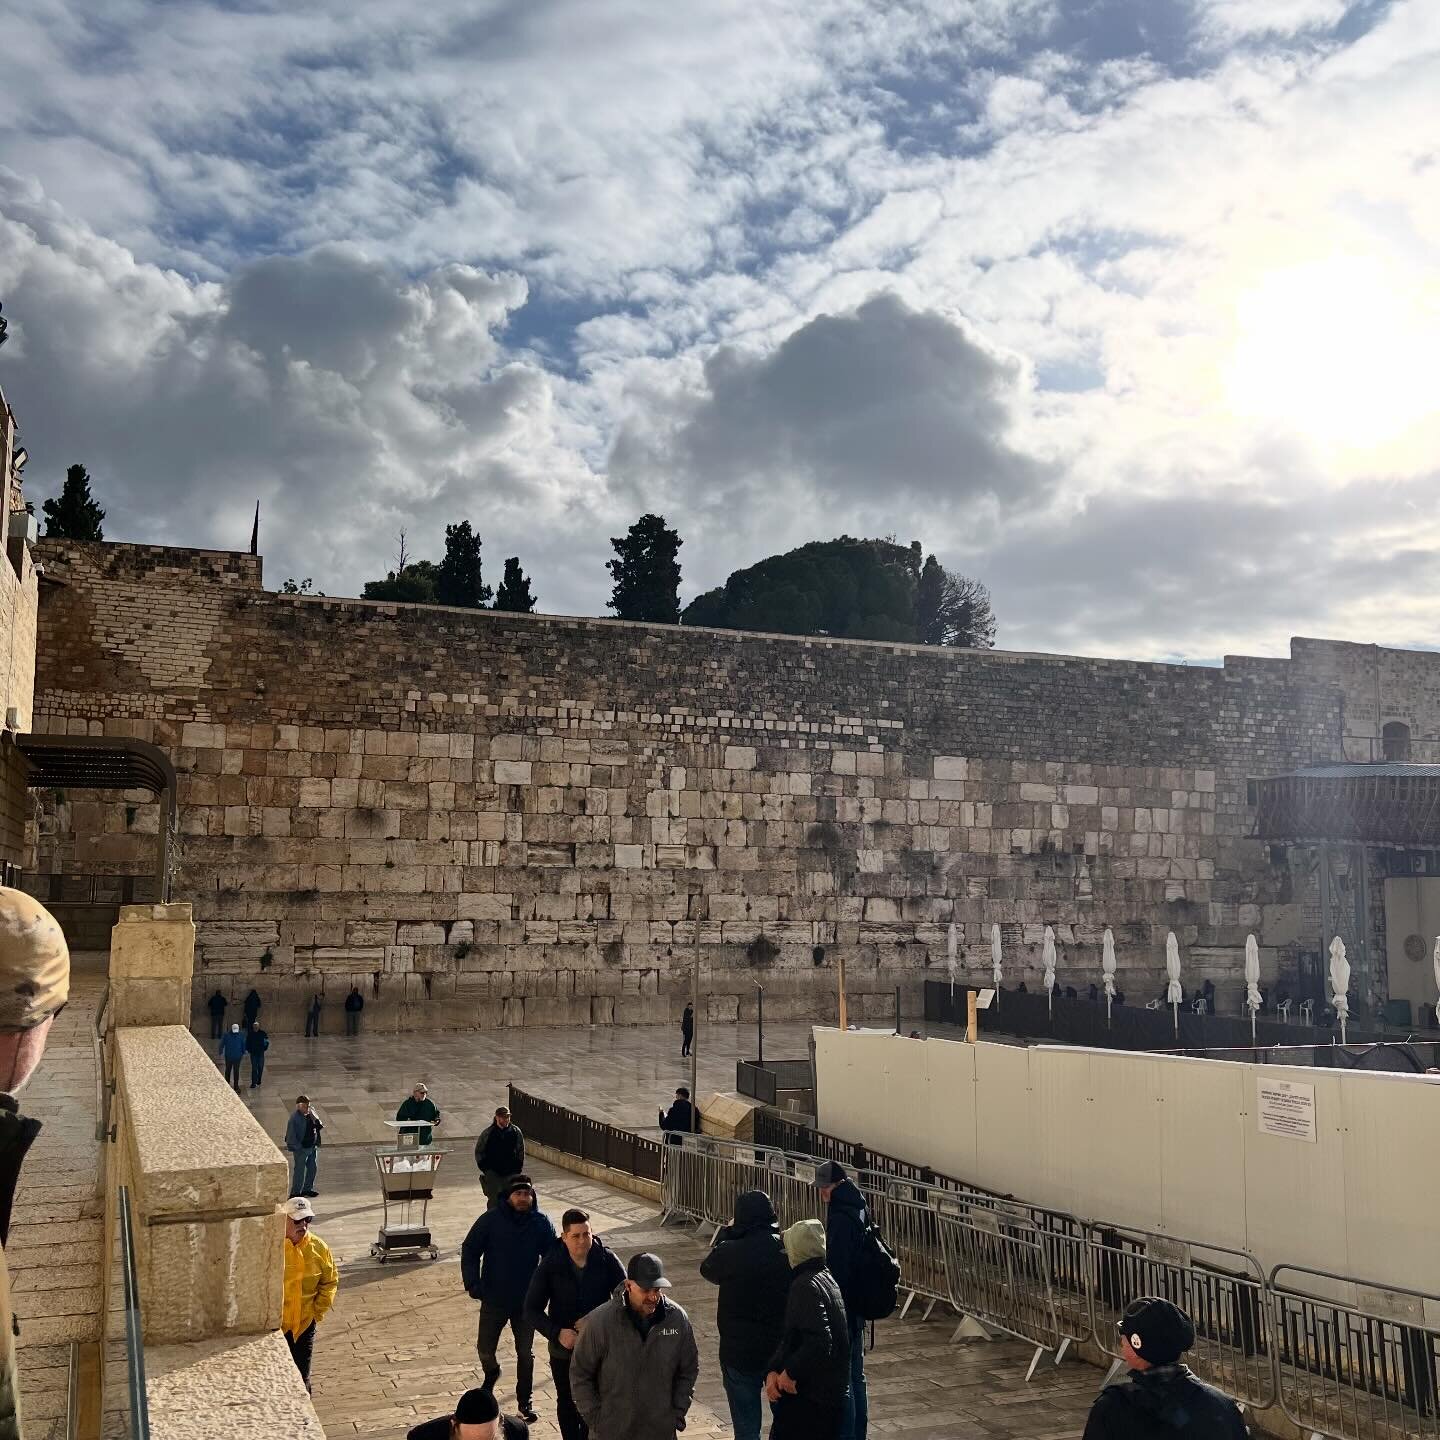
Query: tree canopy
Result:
<box><xmin>361</xmin><ymin>559</ymin><xmax>439</xmax><ymax>603</ymax></box>
<box><xmin>683</xmin><ymin>536</ymin><xmax>996</xmax><ymax>647</ymax></box>
<box><xmin>607</xmin><ymin>513</ymin><xmax>682</xmax><ymax>623</ymax></box>
<box><xmin>42</xmin><ymin>463</ymin><xmax>106</xmax><ymax>541</ymax></box>
<box><xmin>434</xmin><ymin>521</ymin><xmax>491</xmax><ymax>608</ymax></box>
<box><xmin>493</xmin><ymin>556</ymin><xmax>536</xmax><ymax>613</ymax></box>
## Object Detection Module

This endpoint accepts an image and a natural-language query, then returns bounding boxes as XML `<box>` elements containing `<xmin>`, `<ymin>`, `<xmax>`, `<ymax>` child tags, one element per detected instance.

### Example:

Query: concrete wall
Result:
<box><xmin>814</xmin><ymin>1027</ymin><xmax>1436</xmax><ymax>1293</ymax></box>
<box><xmin>28</xmin><ymin>539</ymin><xmax>1440</xmax><ymax>1030</ymax></box>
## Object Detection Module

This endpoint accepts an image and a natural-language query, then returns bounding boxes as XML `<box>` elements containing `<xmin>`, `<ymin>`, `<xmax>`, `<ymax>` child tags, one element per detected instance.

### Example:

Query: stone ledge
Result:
<box><xmin>527</xmin><ymin>1140</ymin><xmax>662</xmax><ymax>1204</ymax></box>
<box><xmin>147</xmin><ymin>1330</ymin><xmax>325</xmax><ymax>1439</ymax></box>
<box><xmin>116</xmin><ymin>1027</ymin><xmax>288</xmax><ymax>1216</ymax></box>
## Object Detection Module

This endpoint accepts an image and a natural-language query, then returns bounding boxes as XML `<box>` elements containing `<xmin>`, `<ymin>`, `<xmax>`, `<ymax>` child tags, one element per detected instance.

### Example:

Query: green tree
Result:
<box><xmin>493</xmin><ymin>557</ymin><xmax>536</xmax><ymax>613</ymax></box>
<box><xmin>434</xmin><ymin>521</ymin><xmax>491</xmax><ymax>608</ymax></box>
<box><xmin>280</xmin><ymin>577</ymin><xmax>317</xmax><ymax>595</ymax></box>
<box><xmin>607</xmin><ymin>513</ymin><xmax>682</xmax><ymax>623</ymax></box>
<box><xmin>362</xmin><ymin>560</ymin><xmax>438</xmax><ymax>603</ymax></box>
<box><xmin>914</xmin><ymin>553</ymin><xmax>996</xmax><ymax>648</ymax></box>
<box><xmin>42</xmin><ymin>463</ymin><xmax>106</xmax><ymax>541</ymax></box>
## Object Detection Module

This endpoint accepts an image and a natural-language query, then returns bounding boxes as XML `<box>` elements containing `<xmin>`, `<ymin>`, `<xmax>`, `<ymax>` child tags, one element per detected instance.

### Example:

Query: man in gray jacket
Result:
<box><xmin>570</xmin><ymin>1252</ymin><xmax>698</xmax><ymax>1440</ymax></box>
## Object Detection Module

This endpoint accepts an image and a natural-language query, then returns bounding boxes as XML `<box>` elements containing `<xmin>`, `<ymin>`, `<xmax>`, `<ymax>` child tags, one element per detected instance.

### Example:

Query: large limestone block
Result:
<box><xmin>148</xmin><ymin>1331</ymin><xmax>324</xmax><ymax>1437</ymax></box>
<box><xmin>110</xmin><ymin>903</ymin><xmax>196</xmax><ymax>979</ymax></box>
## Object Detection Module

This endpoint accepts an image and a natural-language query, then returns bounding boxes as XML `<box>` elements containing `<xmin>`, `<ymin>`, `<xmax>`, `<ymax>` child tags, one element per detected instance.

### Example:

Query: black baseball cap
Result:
<box><xmin>626</xmin><ymin>1252</ymin><xmax>671</xmax><ymax>1289</ymax></box>
<box><xmin>816</xmin><ymin>1160</ymin><xmax>847</xmax><ymax>1186</ymax></box>
<box><xmin>1118</xmin><ymin>1296</ymin><xmax>1195</xmax><ymax>1365</ymax></box>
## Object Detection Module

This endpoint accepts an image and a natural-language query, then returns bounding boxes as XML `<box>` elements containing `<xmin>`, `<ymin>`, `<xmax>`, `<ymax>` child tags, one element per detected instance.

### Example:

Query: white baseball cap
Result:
<box><xmin>284</xmin><ymin>1196</ymin><xmax>315</xmax><ymax>1221</ymax></box>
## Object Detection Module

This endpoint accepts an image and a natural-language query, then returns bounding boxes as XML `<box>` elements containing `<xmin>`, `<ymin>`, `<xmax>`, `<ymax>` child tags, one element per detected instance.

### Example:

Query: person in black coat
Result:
<box><xmin>462</xmin><ymin>1175</ymin><xmax>557</xmax><ymax>1425</ymax></box>
<box><xmin>246</xmin><ymin>1021</ymin><xmax>269</xmax><ymax>1089</ymax></box>
<box><xmin>207</xmin><ymin>989</ymin><xmax>227</xmax><ymax>1039</ymax></box>
<box><xmin>523</xmin><ymin>1207</ymin><xmax>625</xmax><ymax>1440</ymax></box>
<box><xmin>816</xmin><ymin>1160</ymin><xmax>868</xmax><ymax>1440</ymax></box>
<box><xmin>681</xmin><ymin>1003</ymin><xmax>694</xmax><ymax>1057</ymax></box>
<box><xmin>344</xmin><ymin>985</ymin><xmax>364</xmax><ymax>1035</ymax></box>
<box><xmin>242</xmin><ymin>988</ymin><xmax>262</xmax><ymax>1031</ymax></box>
<box><xmin>658</xmin><ymin>1086</ymin><xmax>694</xmax><ymax>1143</ymax></box>
<box><xmin>1084</xmin><ymin>1297</ymin><xmax>1246</xmax><ymax>1440</ymax></box>
<box><xmin>700</xmin><ymin>1190</ymin><xmax>791</xmax><ymax>1440</ymax></box>
<box><xmin>305</xmin><ymin>992</ymin><xmax>322</xmax><ymax>1038</ymax></box>
<box><xmin>765</xmin><ymin>1219</ymin><xmax>849</xmax><ymax>1440</ymax></box>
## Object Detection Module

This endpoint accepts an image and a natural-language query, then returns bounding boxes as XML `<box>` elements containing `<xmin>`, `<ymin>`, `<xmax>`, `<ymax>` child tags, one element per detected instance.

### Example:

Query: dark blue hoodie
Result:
<box><xmin>461</xmin><ymin>1175</ymin><xmax>557</xmax><ymax>1311</ymax></box>
<box><xmin>823</xmin><ymin>1177</ymin><xmax>868</xmax><ymax>1320</ymax></box>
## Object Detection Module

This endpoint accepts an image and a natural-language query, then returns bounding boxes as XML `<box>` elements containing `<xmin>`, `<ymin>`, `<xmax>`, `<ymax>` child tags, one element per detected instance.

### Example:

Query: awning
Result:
<box><xmin>15</xmin><ymin>734</ymin><xmax>177</xmax><ymax>900</ymax></box>
<box><xmin>1254</xmin><ymin>763</ymin><xmax>1440</xmax><ymax>845</ymax></box>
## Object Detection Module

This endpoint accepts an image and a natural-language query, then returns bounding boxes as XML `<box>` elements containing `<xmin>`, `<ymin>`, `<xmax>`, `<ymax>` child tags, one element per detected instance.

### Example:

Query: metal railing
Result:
<box><xmin>507</xmin><ymin>1086</ymin><xmax>664</xmax><ymax>1184</ymax></box>
<box><xmin>118</xmin><ymin>1186</ymin><xmax>152</xmax><ymax>1439</ymax></box>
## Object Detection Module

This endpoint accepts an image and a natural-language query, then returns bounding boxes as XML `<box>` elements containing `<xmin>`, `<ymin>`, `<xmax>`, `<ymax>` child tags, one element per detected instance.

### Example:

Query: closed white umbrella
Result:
<box><xmin>1165</xmin><ymin>931</ymin><xmax>1183</xmax><ymax>1038</ymax></box>
<box><xmin>1101</xmin><ymin>927</ymin><xmax>1117</xmax><ymax>1026</ymax></box>
<box><xmin>1042</xmin><ymin>925</ymin><xmax>1057</xmax><ymax>1019</ymax></box>
<box><xmin>1433</xmin><ymin>937</ymin><xmax>1440</xmax><ymax>1029</ymax></box>
<box><xmin>947</xmin><ymin>920</ymin><xmax>958</xmax><ymax>999</ymax></box>
<box><xmin>1329</xmin><ymin>935</ymin><xmax>1350</xmax><ymax>1044</ymax></box>
<box><xmin>990</xmin><ymin>923</ymin><xmax>1003</xmax><ymax>1009</ymax></box>
<box><xmin>1244</xmin><ymin>934</ymin><xmax>1262</xmax><ymax>1045</ymax></box>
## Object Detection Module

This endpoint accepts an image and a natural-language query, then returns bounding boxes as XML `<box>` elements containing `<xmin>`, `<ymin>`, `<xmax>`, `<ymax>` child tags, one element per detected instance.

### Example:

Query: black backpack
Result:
<box><xmin>851</xmin><ymin>1217</ymin><xmax>902</xmax><ymax>1320</ymax></box>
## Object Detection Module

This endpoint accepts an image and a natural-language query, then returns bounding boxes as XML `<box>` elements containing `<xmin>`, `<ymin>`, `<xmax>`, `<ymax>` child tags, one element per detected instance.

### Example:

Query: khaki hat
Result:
<box><xmin>0</xmin><ymin>888</ymin><xmax>70</xmax><ymax>1030</ymax></box>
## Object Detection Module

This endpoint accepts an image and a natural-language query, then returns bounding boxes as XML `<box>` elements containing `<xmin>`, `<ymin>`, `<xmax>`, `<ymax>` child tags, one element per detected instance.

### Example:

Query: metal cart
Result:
<box><xmin>369</xmin><ymin>1120</ymin><xmax>448</xmax><ymax>1262</ymax></box>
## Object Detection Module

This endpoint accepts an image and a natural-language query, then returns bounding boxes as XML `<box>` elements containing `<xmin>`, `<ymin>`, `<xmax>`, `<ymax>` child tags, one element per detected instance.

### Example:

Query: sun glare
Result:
<box><xmin>1223</xmin><ymin>255</ymin><xmax>1440</xmax><ymax>453</ymax></box>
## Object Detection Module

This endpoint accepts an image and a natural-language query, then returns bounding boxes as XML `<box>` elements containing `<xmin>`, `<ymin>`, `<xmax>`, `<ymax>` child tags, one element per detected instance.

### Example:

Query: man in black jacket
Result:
<box><xmin>462</xmin><ymin>1175</ymin><xmax>556</xmax><ymax>1424</ymax></box>
<box><xmin>475</xmin><ymin>1106</ymin><xmax>527</xmax><ymax>1208</ymax></box>
<box><xmin>657</xmin><ymin>1087</ymin><xmax>694</xmax><ymax>1144</ymax></box>
<box><xmin>523</xmin><ymin>1207</ymin><xmax>625</xmax><ymax>1440</ymax></box>
<box><xmin>1084</xmin><ymin>1297</ymin><xmax>1247</xmax><ymax>1440</ymax></box>
<box><xmin>816</xmin><ymin>1161</ymin><xmax>868</xmax><ymax>1440</ymax></box>
<box><xmin>699</xmin><ymin>1190</ymin><xmax>790</xmax><ymax>1440</ymax></box>
<box><xmin>344</xmin><ymin>985</ymin><xmax>364</xmax><ymax>1035</ymax></box>
<box><xmin>765</xmin><ymin>1219</ymin><xmax>849</xmax><ymax>1439</ymax></box>
<box><xmin>207</xmin><ymin>988</ymin><xmax>227</xmax><ymax>1038</ymax></box>
<box><xmin>407</xmin><ymin>1385</ymin><xmax>529</xmax><ymax>1439</ymax></box>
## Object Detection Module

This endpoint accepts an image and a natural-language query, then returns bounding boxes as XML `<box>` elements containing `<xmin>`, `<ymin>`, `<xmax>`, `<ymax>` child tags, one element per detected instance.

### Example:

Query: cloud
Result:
<box><xmin>1</xmin><ymin>0</ymin><xmax>1437</xmax><ymax>663</ymax></box>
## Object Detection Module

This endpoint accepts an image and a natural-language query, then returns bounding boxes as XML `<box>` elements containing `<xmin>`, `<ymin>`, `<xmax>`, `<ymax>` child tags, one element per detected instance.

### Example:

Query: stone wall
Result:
<box><xmin>0</xmin><ymin>386</ymin><xmax>39</xmax><ymax>870</ymax></box>
<box><xmin>32</xmin><ymin>538</ymin><xmax>1433</xmax><ymax>1032</ymax></box>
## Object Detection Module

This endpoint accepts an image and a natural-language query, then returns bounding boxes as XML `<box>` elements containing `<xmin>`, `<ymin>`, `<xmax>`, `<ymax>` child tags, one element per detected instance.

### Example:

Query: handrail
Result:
<box><xmin>118</xmin><ymin>1186</ymin><xmax>152</xmax><ymax>1439</ymax></box>
<box><xmin>93</xmin><ymin>984</ymin><xmax>112</xmax><ymax>1144</ymax></box>
<box><xmin>64</xmin><ymin>1340</ymin><xmax>79</xmax><ymax>1440</ymax></box>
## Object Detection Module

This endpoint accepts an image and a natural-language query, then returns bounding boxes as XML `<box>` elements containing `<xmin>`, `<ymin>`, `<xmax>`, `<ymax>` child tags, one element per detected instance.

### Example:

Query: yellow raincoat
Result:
<box><xmin>282</xmin><ymin>1230</ymin><xmax>338</xmax><ymax>1339</ymax></box>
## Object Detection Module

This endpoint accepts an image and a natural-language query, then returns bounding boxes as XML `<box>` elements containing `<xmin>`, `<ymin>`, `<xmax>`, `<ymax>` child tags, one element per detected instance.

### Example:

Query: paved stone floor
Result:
<box><xmin>227</xmin><ymin>1019</ymin><xmax>821</xmax><ymax>1147</ymax></box>
<box><xmin>308</xmin><ymin>1142</ymin><xmax>1102</xmax><ymax>1440</ymax></box>
<box><xmin>9</xmin><ymin>955</ymin><xmax>118</xmax><ymax>1440</ymax></box>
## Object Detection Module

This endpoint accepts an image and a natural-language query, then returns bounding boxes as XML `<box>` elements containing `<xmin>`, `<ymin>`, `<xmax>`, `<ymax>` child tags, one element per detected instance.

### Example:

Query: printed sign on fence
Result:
<box><xmin>1256</xmin><ymin>1077</ymin><xmax>1317</xmax><ymax>1143</ymax></box>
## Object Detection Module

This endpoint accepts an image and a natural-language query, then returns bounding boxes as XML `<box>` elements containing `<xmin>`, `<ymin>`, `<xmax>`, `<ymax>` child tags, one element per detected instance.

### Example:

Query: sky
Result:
<box><xmin>0</xmin><ymin>0</ymin><xmax>1437</xmax><ymax>661</ymax></box>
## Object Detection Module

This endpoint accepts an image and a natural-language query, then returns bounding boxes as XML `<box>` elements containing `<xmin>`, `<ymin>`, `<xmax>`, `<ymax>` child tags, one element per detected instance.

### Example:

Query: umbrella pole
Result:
<box><xmin>1250</xmin><ymin>1009</ymin><xmax>1256</xmax><ymax>1046</ymax></box>
<box><xmin>1171</xmin><ymin>1002</ymin><xmax>1178</xmax><ymax>1039</ymax></box>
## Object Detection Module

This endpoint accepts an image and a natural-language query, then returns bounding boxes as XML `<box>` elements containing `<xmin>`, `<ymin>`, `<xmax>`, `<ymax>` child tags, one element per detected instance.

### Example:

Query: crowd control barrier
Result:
<box><xmin>523</xmin><ymin>1086</ymin><xmax>1440</xmax><ymax>1440</ymax></box>
<box><xmin>1270</xmin><ymin>1267</ymin><xmax>1440</xmax><ymax>1440</ymax></box>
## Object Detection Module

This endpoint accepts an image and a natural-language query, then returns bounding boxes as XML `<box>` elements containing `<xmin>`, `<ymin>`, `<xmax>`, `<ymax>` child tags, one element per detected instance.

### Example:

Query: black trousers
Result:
<box><xmin>209</xmin><ymin>1015</ymin><xmax>224</xmax><ymax>1038</ymax></box>
<box><xmin>223</xmin><ymin>1058</ymin><xmax>242</xmax><ymax>1092</ymax></box>
<box><xmin>771</xmin><ymin>1394</ymin><xmax>843</xmax><ymax>1439</ymax></box>
<box><xmin>551</xmin><ymin>1350</ymin><xmax>588</xmax><ymax>1440</ymax></box>
<box><xmin>305</xmin><ymin>1012</ymin><xmax>320</xmax><ymax>1036</ymax></box>
<box><xmin>286</xmin><ymin>1321</ymin><xmax>316</xmax><ymax>1391</ymax></box>
<box><xmin>346</xmin><ymin>1011</ymin><xmax>360</xmax><ymax>1034</ymax></box>
<box><xmin>477</xmin><ymin>1302</ymin><xmax>535</xmax><ymax>1407</ymax></box>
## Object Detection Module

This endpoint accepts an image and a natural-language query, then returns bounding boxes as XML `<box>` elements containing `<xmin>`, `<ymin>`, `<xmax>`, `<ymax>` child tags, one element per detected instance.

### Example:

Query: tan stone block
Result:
<box><xmin>495</xmin><ymin>759</ymin><xmax>533</xmax><ymax>784</ymax></box>
<box><xmin>831</xmin><ymin>751</ymin><xmax>856</xmax><ymax>775</ymax></box>
<box><xmin>298</xmin><ymin>778</ymin><xmax>330</xmax><ymax>808</ymax></box>
<box><xmin>459</xmin><ymin>893</ymin><xmax>512</xmax><ymax>921</ymax></box>
<box><xmin>934</xmin><ymin>755</ymin><xmax>968</xmax><ymax>780</ymax></box>
<box><xmin>724</xmin><ymin>745</ymin><xmax>756</xmax><ymax>770</ymax></box>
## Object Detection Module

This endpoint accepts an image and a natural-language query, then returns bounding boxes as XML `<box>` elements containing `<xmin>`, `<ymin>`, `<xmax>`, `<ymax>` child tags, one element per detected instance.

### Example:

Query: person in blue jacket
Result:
<box><xmin>218</xmin><ymin>1023</ymin><xmax>247</xmax><ymax>1092</ymax></box>
<box><xmin>462</xmin><ymin>1174</ymin><xmax>557</xmax><ymax>1425</ymax></box>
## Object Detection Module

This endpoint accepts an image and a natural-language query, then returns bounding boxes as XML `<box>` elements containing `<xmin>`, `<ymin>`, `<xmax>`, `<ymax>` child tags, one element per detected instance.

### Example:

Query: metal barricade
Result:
<box><xmin>1089</xmin><ymin>1226</ymin><xmax>1274</xmax><ymax>1410</ymax></box>
<box><xmin>935</xmin><ymin>1192</ymin><xmax>1065</xmax><ymax>1380</ymax></box>
<box><xmin>1270</xmin><ymin>1266</ymin><xmax>1440</xmax><ymax>1440</ymax></box>
<box><xmin>860</xmin><ymin>1180</ymin><xmax>950</xmax><ymax>1313</ymax></box>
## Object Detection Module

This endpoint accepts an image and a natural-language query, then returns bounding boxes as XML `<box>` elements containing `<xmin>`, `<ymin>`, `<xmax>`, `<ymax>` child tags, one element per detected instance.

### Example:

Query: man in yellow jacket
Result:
<box><xmin>282</xmin><ymin>1195</ymin><xmax>339</xmax><ymax>1392</ymax></box>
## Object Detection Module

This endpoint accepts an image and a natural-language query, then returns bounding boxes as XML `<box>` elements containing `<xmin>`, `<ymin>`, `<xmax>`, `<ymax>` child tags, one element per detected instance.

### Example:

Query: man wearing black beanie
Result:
<box><xmin>407</xmin><ymin>1386</ymin><xmax>529</xmax><ymax>1440</ymax></box>
<box><xmin>1083</xmin><ymin>1297</ymin><xmax>1247</xmax><ymax>1440</ymax></box>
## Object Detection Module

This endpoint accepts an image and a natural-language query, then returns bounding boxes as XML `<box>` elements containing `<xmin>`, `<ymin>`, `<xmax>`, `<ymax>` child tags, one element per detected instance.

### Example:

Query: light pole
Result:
<box><xmin>756</xmin><ymin>984</ymin><xmax>764</xmax><ymax>1066</ymax></box>
<box><xmin>690</xmin><ymin>940</ymin><xmax>700</xmax><ymax>1133</ymax></box>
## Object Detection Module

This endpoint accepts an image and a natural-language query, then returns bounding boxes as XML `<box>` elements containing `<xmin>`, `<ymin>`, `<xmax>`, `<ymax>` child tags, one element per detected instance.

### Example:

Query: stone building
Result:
<box><xmin>0</xmin><ymin>384</ymin><xmax>40</xmax><ymax>874</ymax></box>
<box><xmin>24</xmin><ymin>537</ymin><xmax>1440</xmax><ymax>1033</ymax></box>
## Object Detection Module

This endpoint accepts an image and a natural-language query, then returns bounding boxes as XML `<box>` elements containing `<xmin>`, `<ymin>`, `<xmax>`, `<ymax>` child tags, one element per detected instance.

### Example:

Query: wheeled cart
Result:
<box><xmin>369</xmin><ymin>1121</ymin><xmax>449</xmax><ymax>1262</ymax></box>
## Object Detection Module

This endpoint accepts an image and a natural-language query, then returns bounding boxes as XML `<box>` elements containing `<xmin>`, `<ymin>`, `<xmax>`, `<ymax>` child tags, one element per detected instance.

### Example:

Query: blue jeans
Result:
<box><xmin>290</xmin><ymin>1147</ymin><xmax>317</xmax><ymax>1196</ymax></box>
<box><xmin>838</xmin><ymin>1317</ymin><xmax>867</xmax><ymax>1440</ymax></box>
<box><xmin>721</xmin><ymin>1363</ymin><xmax>767</xmax><ymax>1440</ymax></box>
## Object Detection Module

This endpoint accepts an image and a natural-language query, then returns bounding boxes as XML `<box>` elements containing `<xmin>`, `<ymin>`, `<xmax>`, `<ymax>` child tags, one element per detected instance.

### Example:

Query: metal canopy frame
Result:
<box><xmin>15</xmin><ymin>734</ymin><xmax>177</xmax><ymax>901</ymax></box>
<box><xmin>1254</xmin><ymin>769</ymin><xmax>1440</xmax><ymax>846</ymax></box>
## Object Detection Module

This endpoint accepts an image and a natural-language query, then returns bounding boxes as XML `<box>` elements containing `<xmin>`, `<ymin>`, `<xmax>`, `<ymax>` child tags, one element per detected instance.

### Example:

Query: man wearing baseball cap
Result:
<box><xmin>0</xmin><ymin>888</ymin><xmax>70</xmax><ymax>1436</ymax></box>
<box><xmin>407</xmin><ymin>1385</ymin><xmax>529</xmax><ymax>1439</ymax></box>
<box><xmin>281</xmin><ymin>1195</ymin><xmax>339</xmax><ymax>1393</ymax></box>
<box><xmin>570</xmin><ymin>1252</ymin><xmax>699</xmax><ymax>1440</ymax></box>
<box><xmin>1083</xmin><ymin>1297</ymin><xmax>1247</xmax><ymax>1440</ymax></box>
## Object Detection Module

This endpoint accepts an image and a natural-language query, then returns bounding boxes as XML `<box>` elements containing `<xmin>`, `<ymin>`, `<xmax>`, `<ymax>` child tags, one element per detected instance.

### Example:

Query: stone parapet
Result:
<box><xmin>147</xmin><ymin>1331</ymin><xmax>324</xmax><ymax>1438</ymax></box>
<box><xmin>110</xmin><ymin>903</ymin><xmax>196</xmax><ymax>1027</ymax></box>
<box><xmin>113</xmin><ymin>1026</ymin><xmax>288</xmax><ymax>1344</ymax></box>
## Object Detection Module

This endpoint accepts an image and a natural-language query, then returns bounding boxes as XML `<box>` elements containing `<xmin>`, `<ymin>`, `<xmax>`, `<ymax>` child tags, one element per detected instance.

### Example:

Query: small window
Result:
<box><xmin>1246</xmin><ymin>779</ymin><xmax>1260</xmax><ymax>807</ymax></box>
<box><xmin>1382</xmin><ymin>722</ymin><xmax>1411</xmax><ymax>763</ymax></box>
